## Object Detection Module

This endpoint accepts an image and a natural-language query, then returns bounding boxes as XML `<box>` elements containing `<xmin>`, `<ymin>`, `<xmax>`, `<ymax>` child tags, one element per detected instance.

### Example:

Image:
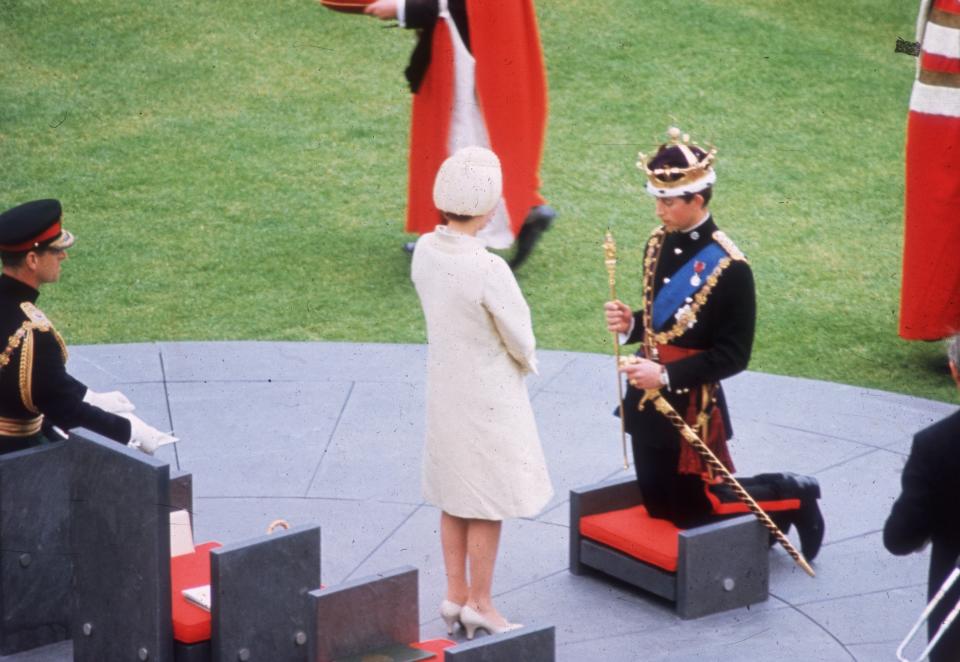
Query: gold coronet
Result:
<box><xmin>636</xmin><ymin>126</ymin><xmax>717</xmax><ymax>191</ymax></box>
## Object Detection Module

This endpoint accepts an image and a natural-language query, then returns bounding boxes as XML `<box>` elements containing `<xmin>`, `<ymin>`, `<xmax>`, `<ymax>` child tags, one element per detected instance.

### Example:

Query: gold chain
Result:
<box><xmin>642</xmin><ymin>229</ymin><xmax>734</xmax><ymax>347</ymax></box>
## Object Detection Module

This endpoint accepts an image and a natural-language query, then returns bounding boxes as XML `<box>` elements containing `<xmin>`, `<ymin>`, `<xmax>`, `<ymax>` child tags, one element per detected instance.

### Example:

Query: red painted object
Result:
<box><xmin>580</xmin><ymin>506</ymin><xmax>681</xmax><ymax>572</ymax></box>
<box><xmin>411</xmin><ymin>638</ymin><xmax>457</xmax><ymax>661</ymax></box>
<box><xmin>170</xmin><ymin>541</ymin><xmax>221</xmax><ymax>644</ymax></box>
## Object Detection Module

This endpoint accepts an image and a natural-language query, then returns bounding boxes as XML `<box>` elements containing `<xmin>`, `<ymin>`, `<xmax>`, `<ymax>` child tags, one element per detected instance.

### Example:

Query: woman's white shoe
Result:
<box><xmin>440</xmin><ymin>599</ymin><xmax>464</xmax><ymax>635</ymax></box>
<box><xmin>459</xmin><ymin>605</ymin><xmax>522</xmax><ymax>640</ymax></box>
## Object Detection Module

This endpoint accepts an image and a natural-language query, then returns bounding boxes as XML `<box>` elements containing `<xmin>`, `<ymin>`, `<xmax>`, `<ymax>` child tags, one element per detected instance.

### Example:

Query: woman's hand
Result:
<box><xmin>364</xmin><ymin>0</ymin><xmax>398</xmax><ymax>19</ymax></box>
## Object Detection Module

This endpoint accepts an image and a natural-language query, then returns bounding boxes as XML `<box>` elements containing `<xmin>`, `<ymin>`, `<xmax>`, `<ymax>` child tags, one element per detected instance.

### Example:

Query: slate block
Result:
<box><xmin>309</xmin><ymin>566</ymin><xmax>419</xmax><ymax>662</ymax></box>
<box><xmin>445</xmin><ymin>625</ymin><xmax>555</xmax><ymax>662</ymax></box>
<box><xmin>169</xmin><ymin>471</ymin><xmax>193</xmax><ymax>514</ymax></box>
<box><xmin>676</xmin><ymin>515</ymin><xmax>769</xmax><ymax>619</ymax></box>
<box><xmin>0</xmin><ymin>443</ymin><xmax>72</xmax><ymax>654</ymax></box>
<box><xmin>70</xmin><ymin>434</ymin><xmax>174</xmax><ymax>662</ymax></box>
<box><xmin>210</xmin><ymin>525</ymin><xmax>320</xmax><ymax>662</ymax></box>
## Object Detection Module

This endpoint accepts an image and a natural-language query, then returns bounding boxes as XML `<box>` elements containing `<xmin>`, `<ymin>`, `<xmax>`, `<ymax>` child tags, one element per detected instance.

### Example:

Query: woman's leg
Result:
<box><xmin>440</xmin><ymin>511</ymin><xmax>469</xmax><ymax>604</ymax></box>
<box><xmin>465</xmin><ymin>518</ymin><xmax>508</xmax><ymax>624</ymax></box>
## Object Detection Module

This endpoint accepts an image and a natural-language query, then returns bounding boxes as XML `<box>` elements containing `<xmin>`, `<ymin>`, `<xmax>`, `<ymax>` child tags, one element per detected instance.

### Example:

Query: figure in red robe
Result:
<box><xmin>365</xmin><ymin>0</ymin><xmax>555</xmax><ymax>269</ymax></box>
<box><xmin>900</xmin><ymin>0</ymin><xmax>960</xmax><ymax>340</ymax></box>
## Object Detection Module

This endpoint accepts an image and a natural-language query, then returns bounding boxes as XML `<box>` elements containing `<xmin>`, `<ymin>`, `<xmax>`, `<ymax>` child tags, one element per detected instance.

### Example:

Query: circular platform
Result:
<box><xmin>3</xmin><ymin>342</ymin><xmax>953</xmax><ymax>662</ymax></box>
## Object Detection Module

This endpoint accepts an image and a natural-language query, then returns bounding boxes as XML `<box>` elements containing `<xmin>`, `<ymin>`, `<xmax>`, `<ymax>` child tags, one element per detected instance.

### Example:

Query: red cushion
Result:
<box><xmin>171</xmin><ymin>541</ymin><xmax>221</xmax><ymax>644</ymax></box>
<box><xmin>580</xmin><ymin>505</ymin><xmax>680</xmax><ymax>572</ymax></box>
<box><xmin>410</xmin><ymin>638</ymin><xmax>456</xmax><ymax>661</ymax></box>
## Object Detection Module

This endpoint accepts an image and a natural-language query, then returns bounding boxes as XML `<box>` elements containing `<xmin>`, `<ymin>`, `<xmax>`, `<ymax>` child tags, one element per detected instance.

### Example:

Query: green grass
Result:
<box><xmin>1</xmin><ymin>0</ymin><xmax>954</xmax><ymax>401</ymax></box>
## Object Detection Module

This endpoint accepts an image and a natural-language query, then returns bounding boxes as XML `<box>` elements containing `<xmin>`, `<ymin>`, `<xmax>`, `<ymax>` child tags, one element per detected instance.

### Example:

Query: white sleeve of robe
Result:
<box><xmin>481</xmin><ymin>258</ymin><xmax>539</xmax><ymax>375</ymax></box>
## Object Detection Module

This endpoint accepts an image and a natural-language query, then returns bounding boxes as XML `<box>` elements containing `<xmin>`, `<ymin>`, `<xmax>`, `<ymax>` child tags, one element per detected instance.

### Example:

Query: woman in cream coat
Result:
<box><xmin>411</xmin><ymin>146</ymin><xmax>553</xmax><ymax>639</ymax></box>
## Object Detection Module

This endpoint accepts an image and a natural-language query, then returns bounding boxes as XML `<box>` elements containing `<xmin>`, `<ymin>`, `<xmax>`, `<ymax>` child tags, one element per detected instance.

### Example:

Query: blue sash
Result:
<box><xmin>652</xmin><ymin>242</ymin><xmax>726</xmax><ymax>331</ymax></box>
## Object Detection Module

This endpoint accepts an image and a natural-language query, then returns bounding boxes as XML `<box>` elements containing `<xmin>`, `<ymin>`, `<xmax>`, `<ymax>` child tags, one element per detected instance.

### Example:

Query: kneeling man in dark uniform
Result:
<box><xmin>605</xmin><ymin>128</ymin><xmax>825</xmax><ymax>560</ymax></box>
<box><xmin>0</xmin><ymin>199</ymin><xmax>175</xmax><ymax>455</ymax></box>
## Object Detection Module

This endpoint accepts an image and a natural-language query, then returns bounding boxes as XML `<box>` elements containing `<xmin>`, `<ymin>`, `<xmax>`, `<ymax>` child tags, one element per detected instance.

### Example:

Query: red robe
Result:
<box><xmin>900</xmin><ymin>0</ymin><xmax>960</xmax><ymax>340</ymax></box>
<box><xmin>406</xmin><ymin>0</ymin><xmax>548</xmax><ymax>237</ymax></box>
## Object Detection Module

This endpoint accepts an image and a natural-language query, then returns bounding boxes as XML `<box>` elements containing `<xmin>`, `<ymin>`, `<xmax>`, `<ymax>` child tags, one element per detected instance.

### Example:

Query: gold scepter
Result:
<box><xmin>626</xmin><ymin>374</ymin><xmax>816</xmax><ymax>578</ymax></box>
<box><xmin>604</xmin><ymin>230</ymin><xmax>630</xmax><ymax>470</ymax></box>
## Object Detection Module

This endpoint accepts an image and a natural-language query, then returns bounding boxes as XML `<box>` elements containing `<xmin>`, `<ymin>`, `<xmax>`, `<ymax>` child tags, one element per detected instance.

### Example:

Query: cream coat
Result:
<box><xmin>411</xmin><ymin>226</ymin><xmax>553</xmax><ymax>520</ymax></box>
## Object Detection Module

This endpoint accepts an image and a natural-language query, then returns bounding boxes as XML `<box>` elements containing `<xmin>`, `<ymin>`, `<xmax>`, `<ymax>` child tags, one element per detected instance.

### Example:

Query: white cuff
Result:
<box><xmin>397</xmin><ymin>0</ymin><xmax>406</xmax><ymax>27</ymax></box>
<box><xmin>659</xmin><ymin>366</ymin><xmax>671</xmax><ymax>389</ymax></box>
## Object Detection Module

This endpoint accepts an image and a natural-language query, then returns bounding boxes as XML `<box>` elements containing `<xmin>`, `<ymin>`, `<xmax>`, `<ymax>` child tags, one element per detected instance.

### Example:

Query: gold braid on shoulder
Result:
<box><xmin>0</xmin><ymin>304</ymin><xmax>67</xmax><ymax>414</ymax></box>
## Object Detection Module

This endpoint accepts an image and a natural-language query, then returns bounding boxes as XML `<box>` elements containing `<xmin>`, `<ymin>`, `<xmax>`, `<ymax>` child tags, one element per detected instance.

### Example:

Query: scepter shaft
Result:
<box><xmin>604</xmin><ymin>231</ymin><xmax>629</xmax><ymax>469</ymax></box>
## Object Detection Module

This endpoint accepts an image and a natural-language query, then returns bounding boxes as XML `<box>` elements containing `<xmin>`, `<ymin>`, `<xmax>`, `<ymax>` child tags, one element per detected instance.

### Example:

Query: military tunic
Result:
<box><xmin>0</xmin><ymin>274</ymin><xmax>130</xmax><ymax>453</ymax></box>
<box><xmin>622</xmin><ymin>216</ymin><xmax>756</xmax><ymax>526</ymax></box>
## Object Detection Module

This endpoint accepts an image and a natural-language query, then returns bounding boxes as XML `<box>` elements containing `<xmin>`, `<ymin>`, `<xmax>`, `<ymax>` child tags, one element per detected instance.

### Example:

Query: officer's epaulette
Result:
<box><xmin>19</xmin><ymin>302</ymin><xmax>53</xmax><ymax>332</ymax></box>
<box><xmin>712</xmin><ymin>231</ymin><xmax>747</xmax><ymax>262</ymax></box>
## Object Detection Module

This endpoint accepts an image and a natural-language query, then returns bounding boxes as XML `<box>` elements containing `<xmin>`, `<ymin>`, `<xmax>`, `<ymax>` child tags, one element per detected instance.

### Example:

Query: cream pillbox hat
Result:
<box><xmin>432</xmin><ymin>146</ymin><xmax>503</xmax><ymax>217</ymax></box>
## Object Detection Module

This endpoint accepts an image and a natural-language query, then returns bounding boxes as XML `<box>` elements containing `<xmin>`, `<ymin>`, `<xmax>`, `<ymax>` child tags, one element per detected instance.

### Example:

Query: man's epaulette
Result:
<box><xmin>712</xmin><ymin>231</ymin><xmax>747</xmax><ymax>262</ymax></box>
<box><xmin>20</xmin><ymin>302</ymin><xmax>52</xmax><ymax>332</ymax></box>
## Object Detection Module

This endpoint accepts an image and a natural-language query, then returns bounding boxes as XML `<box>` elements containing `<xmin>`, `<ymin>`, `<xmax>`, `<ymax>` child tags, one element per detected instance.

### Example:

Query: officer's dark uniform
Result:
<box><xmin>885</xmin><ymin>410</ymin><xmax>960</xmax><ymax>662</ymax></box>
<box><xmin>0</xmin><ymin>199</ymin><xmax>130</xmax><ymax>454</ymax></box>
<box><xmin>623</xmin><ymin>215</ymin><xmax>754</xmax><ymax>520</ymax></box>
<box><xmin>621</xmin><ymin>132</ymin><xmax>824</xmax><ymax>559</ymax></box>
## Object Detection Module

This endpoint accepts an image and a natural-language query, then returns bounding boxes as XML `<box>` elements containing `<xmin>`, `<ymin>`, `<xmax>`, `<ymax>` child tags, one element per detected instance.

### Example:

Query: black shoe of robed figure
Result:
<box><xmin>508</xmin><ymin>205</ymin><xmax>556</xmax><ymax>270</ymax></box>
<box><xmin>783</xmin><ymin>473</ymin><xmax>825</xmax><ymax>561</ymax></box>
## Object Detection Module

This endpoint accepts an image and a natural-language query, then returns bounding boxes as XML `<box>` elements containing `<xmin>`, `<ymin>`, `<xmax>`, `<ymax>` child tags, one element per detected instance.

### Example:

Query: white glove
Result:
<box><xmin>83</xmin><ymin>389</ymin><xmax>135</xmax><ymax>414</ymax></box>
<box><xmin>120</xmin><ymin>413</ymin><xmax>178</xmax><ymax>455</ymax></box>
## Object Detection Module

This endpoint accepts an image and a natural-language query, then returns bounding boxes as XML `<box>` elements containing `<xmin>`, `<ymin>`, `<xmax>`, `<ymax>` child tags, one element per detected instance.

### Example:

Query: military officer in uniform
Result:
<box><xmin>605</xmin><ymin>128</ymin><xmax>825</xmax><ymax>560</ymax></box>
<box><xmin>0</xmin><ymin>199</ymin><xmax>175</xmax><ymax>455</ymax></box>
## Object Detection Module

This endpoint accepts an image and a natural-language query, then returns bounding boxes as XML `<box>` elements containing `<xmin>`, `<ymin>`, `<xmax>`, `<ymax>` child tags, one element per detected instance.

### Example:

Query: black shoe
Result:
<box><xmin>403</xmin><ymin>241</ymin><xmax>416</xmax><ymax>255</ymax></box>
<box><xmin>794</xmin><ymin>497</ymin><xmax>825</xmax><ymax>561</ymax></box>
<box><xmin>779</xmin><ymin>474</ymin><xmax>824</xmax><ymax>560</ymax></box>
<box><xmin>508</xmin><ymin>205</ymin><xmax>556</xmax><ymax>270</ymax></box>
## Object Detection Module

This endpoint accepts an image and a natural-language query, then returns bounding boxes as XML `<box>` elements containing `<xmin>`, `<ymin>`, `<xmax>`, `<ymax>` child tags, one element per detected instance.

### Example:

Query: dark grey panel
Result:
<box><xmin>70</xmin><ymin>434</ymin><xmax>173</xmax><ymax>662</ymax></box>
<box><xmin>168</xmin><ymin>471</ymin><xmax>193</xmax><ymax>514</ymax></box>
<box><xmin>676</xmin><ymin>515</ymin><xmax>769</xmax><ymax>619</ymax></box>
<box><xmin>174</xmin><ymin>640</ymin><xmax>210</xmax><ymax>662</ymax></box>
<box><xmin>0</xmin><ymin>552</ymin><xmax>71</xmax><ymax>655</ymax></box>
<box><xmin>309</xmin><ymin>566</ymin><xmax>419</xmax><ymax>662</ymax></box>
<box><xmin>569</xmin><ymin>477</ymin><xmax>642</xmax><ymax>576</ymax></box>
<box><xmin>0</xmin><ymin>444</ymin><xmax>72</xmax><ymax>654</ymax></box>
<box><xmin>445</xmin><ymin>625</ymin><xmax>555</xmax><ymax>662</ymax></box>
<box><xmin>579</xmin><ymin>540</ymin><xmax>676</xmax><ymax>601</ymax></box>
<box><xmin>210</xmin><ymin>525</ymin><xmax>320</xmax><ymax>662</ymax></box>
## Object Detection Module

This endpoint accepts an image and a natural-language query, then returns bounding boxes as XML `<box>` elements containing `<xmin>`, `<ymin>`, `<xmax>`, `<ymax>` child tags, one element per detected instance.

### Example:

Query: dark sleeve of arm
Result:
<box><xmin>624</xmin><ymin>310</ymin><xmax>645</xmax><ymax>347</ymax></box>
<box><xmin>884</xmin><ymin>434</ymin><xmax>936</xmax><ymax>555</ymax></box>
<box><xmin>30</xmin><ymin>332</ymin><xmax>132</xmax><ymax>444</ymax></box>
<box><xmin>665</xmin><ymin>261</ymin><xmax>756</xmax><ymax>389</ymax></box>
<box><xmin>403</xmin><ymin>0</ymin><xmax>439</xmax><ymax>28</ymax></box>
